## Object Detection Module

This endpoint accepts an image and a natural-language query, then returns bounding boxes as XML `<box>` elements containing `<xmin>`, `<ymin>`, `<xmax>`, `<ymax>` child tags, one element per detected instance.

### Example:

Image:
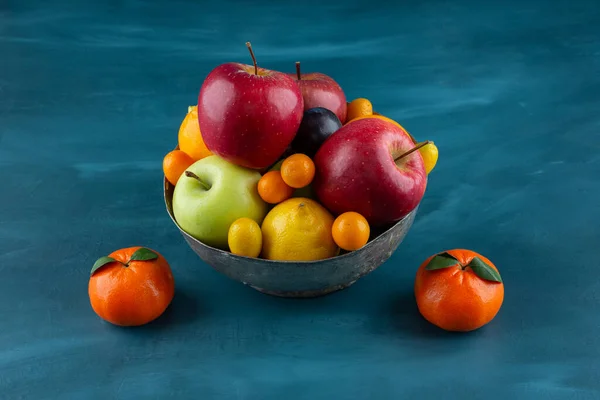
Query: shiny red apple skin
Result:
<box><xmin>198</xmin><ymin>63</ymin><xmax>304</xmax><ymax>169</ymax></box>
<box><xmin>313</xmin><ymin>118</ymin><xmax>427</xmax><ymax>225</ymax></box>
<box><xmin>288</xmin><ymin>72</ymin><xmax>347</xmax><ymax>123</ymax></box>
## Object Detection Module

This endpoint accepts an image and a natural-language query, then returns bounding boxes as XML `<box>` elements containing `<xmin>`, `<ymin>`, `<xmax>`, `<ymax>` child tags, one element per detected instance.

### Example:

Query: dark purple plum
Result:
<box><xmin>290</xmin><ymin>107</ymin><xmax>342</xmax><ymax>158</ymax></box>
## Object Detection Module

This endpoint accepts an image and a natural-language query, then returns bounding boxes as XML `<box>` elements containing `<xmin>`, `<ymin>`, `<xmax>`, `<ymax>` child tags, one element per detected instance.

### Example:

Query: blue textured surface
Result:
<box><xmin>1</xmin><ymin>0</ymin><xmax>599</xmax><ymax>398</ymax></box>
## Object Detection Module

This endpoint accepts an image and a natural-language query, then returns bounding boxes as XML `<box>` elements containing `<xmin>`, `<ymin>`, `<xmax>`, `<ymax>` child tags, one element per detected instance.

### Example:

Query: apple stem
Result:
<box><xmin>394</xmin><ymin>141</ymin><xmax>431</xmax><ymax>162</ymax></box>
<box><xmin>245</xmin><ymin>42</ymin><xmax>258</xmax><ymax>75</ymax></box>
<box><xmin>184</xmin><ymin>171</ymin><xmax>210</xmax><ymax>190</ymax></box>
<box><xmin>296</xmin><ymin>61</ymin><xmax>301</xmax><ymax>80</ymax></box>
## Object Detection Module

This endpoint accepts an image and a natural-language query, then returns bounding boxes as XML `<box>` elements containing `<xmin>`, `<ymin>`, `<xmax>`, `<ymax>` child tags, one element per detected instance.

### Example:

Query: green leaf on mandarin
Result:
<box><xmin>90</xmin><ymin>256</ymin><xmax>118</xmax><ymax>276</ymax></box>
<box><xmin>468</xmin><ymin>257</ymin><xmax>503</xmax><ymax>283</ymax></box>
<box><xmin>425</xmin><ymin>252</ymin><xmax>459</xmax><ymax>270</ymax></box>
<box><xmin>129</xmin><ymin>247</ymin><xmax>159</xmax><ymax>262</ymax></box>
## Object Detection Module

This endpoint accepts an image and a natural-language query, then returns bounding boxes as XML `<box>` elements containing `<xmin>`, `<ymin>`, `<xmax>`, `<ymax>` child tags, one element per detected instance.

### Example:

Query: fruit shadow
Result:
<box><xmin>369</xmin><ymin>290</ymin><xmax>479</xmax><ymax>340</ymax></box>
<box><xmin>242</xmin><ymin>283</ymin><xmax>476</xmax><ymax>347</ymax></box>
<box><xmin>113</xmin><ymin>288</ymin><xmax>206</xmax><ymax>333</ymax></box>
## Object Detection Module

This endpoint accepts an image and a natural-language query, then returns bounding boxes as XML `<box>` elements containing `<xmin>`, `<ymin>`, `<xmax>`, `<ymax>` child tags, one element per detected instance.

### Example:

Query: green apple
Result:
<box><xmin>172</xmin><ymin>155</ymin><xmax>268</xmax><ymax>250</ymax></box>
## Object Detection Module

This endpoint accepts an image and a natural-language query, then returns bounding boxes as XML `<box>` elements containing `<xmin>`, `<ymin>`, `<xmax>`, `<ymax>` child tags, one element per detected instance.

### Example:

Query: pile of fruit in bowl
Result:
<box><xmin>162</xmin><ymin>42</ymin><xmax>439</xmax><ymax>296</ymax></box>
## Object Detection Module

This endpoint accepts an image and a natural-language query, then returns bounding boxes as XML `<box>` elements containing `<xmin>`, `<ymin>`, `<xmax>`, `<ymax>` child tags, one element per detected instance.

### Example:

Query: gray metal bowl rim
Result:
<box><xmin>164</xmin><ymin>177</ymin><xmax>419</xmax><ymax>266</ymax></box>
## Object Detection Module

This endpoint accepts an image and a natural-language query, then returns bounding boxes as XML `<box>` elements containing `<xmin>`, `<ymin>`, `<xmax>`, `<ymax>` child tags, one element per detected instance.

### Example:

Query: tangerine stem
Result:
<box><xmin>185</xmin><ymin>171</ymin><xmax>211</xmax><ymax>190</ymax></box>
<box><xmin>246</xmin><ymin>42</ymin><xmax>258</xmax><ymax>75</ymax></box>
<box><xmin>296</xmin><ymin>61</ymin><xmax>301</xmax><ymax>80</ymax></box>
<box><xmin>394</xmin><ymin>141</ymin><xmax>431</xmax><ymax>162</ymax></box>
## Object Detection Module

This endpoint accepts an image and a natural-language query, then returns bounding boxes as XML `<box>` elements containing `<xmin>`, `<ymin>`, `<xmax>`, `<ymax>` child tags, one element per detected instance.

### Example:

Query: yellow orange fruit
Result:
<box><xmin>228</xmin><ymin>218</ymin><xmax>262</xmax><ymax>258</ymax></box>
<box><xmin>269</xmin><ymin>159</ymin><xmax>317</xmax><ymax>200</ymax></box>
<box><xmin>258</xmin><ymin>171</ymin><xmax>294</xmax><ymax>204</ymax></box>
<box><xmin>419</xmin><ymin>142</ymin><xmax>439</xmax><ymax>174</ymax></box>
<box><xmin>178</xmin><ymin>105</ymin><xmax>212</xmax><ymax>161</ymax></box>
<box><xmin>346</xmin><ymin>98</ymin><xmax>373</xmax><ymax>122</ymax></box>
<box><xmin>332</xmin><ymin>212</ymin><xmax>370</xmax><ymax>251</ymax></box>
<box><xmin>280</xmin><ymin>154</ymin><xmax>316</xmax><ymax>189</ymax></box>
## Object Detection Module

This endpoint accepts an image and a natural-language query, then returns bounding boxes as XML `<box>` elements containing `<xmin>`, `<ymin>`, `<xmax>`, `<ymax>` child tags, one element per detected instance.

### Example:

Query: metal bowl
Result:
<box><xmin>164</xmin><ymin>177</ymin><xmax>418</xmax><ymax>298</ymax></box>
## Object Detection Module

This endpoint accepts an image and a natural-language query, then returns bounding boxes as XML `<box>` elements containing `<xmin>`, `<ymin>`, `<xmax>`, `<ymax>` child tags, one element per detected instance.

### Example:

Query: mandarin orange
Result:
<box><xmin>89</xmin><ymin>247</ymin><xmax>175</xmax><ymax>327</ymax></box>
<box><xmin>414</xmin><ymin>249</ymin><xmax>504</xmax><ymax>332</ymax></box>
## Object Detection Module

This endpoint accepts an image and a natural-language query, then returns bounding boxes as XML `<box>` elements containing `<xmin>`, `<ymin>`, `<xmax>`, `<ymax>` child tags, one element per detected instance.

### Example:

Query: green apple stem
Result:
<box><xmin>184</xmin><ymin>171</ymin><xmax>211</xmax><ymax>190</ymax></box>
<box><xmin>296</xmin><ymin>61</ymin><xmax>301</xmax><ymax>80</ymax></box>
<box><xmin>245</xmin><ymin>42</ymin><xmax>258</xmax><ymax>75</ymax></box>
<box><xmin>394</xmin><ymin>141</ymin><xmax>431</xmax><ymax>162</ymax></box>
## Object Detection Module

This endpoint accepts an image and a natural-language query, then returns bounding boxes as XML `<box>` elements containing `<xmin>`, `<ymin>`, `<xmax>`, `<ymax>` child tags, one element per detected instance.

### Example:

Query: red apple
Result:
<box><xmin>197</xmin><ymin>43</ymin><xmax>304</xmax><ymax>170</ymax></box>
<box><xmin>313</xmin><ymin>118</ymin><xmax>427</xmax><ymax>226</ymax></box>
<box><xmin>288</xmin><ymin>62</ymin><xmax>347</xmax><ymax>124</ymax></box>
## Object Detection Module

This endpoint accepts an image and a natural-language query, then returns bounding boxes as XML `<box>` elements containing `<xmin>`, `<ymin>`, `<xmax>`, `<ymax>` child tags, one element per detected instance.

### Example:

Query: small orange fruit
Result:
<box><xmin>178</xmin><ymin>105</ymin><xmax>212</xmax><ymax>161</ymax></box>
<box><xmin>258</xmin><ymin>171</ymin><xmax>294</xmax><ymax>204</ymax></box>
<box><xmin>280</xmin><ymin>154</ymin><xmax>315</xmax><ymax>189</ymax></box>
<box><xmin>346</xmin><ymin>98</ymin><xmax>373</xmax><ymax>122</ymax></box>
<box><xmin>414</xmin><ymin>249</ymin><xmax>504</xmax><ymax>332</ymax></box>
<box><xmin>89</xmin><ymin>247</ymin><xmax>175</xmax><ymax>327</ymax></box>
<box><xmin>419</xmin><ymin>142</ymin><xmax>438</xmax><ymax>174</ymax></box>
<box><xmin>228</xmin><ymin>217</ymin><xmax>262</xmax><ymax>258</ymax></box>
<box><xmin>332</xmin><ymin>212</ymin><xmax>370</xmax><ymax>251</ymax></box>
<box><xmin>163</xmin><ymin>150</ymin><xmax>195</xmax><ymax>186</ymax></box>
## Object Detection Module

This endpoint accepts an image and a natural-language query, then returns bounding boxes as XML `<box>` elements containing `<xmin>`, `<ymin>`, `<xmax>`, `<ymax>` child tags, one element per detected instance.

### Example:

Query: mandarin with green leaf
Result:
<box><xmin>88</xmin><ymin>246</ymin><xmax>175</xmax><ymax>326</ymax></box>
<box><xmin>414</xmin><ymin>249</ymin><xmax>504</xmax><ymax>332</ymax></box>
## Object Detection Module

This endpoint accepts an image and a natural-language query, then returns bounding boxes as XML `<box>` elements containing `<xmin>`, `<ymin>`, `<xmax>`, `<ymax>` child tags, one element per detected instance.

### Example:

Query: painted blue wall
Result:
<box><xmin>1</xmin><ymin>0</ymin><xmax>599</xmax><ymax>398</ymax></box>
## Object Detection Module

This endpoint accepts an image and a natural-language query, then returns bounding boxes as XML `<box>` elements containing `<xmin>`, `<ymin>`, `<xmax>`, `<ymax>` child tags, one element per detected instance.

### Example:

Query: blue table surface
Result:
<box><xmin>2</xmin><ymin>0</ymin><xmax>599</xmax><ymax>398</ymax></box>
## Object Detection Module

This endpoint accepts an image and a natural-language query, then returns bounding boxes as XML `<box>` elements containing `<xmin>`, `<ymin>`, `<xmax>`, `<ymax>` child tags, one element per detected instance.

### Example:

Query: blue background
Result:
<box><xmin>2</xmin><ymin>0</ymin><xmax>599</xmax><ymax>398</ymax></box>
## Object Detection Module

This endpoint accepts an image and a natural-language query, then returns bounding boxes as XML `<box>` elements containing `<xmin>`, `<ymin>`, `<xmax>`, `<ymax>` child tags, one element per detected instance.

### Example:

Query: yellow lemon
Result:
<box><xmin>261</xmin><ymin>198</ymin><xmax>339</xmax><ymax>261</ymax></box>
<box><xmin>228</xmin><ymin>218</ymin><xmax>262</xmax><ymax>258</ymax></box>
<box><xmin>346</xmin><ymin>98</ymin><xmax>373</xmax><ymax>122</ymax></box>
<box><xmin>419</xmin><ymin>142</ymin><xmax>438</xmax><ymax>174</ymax></box>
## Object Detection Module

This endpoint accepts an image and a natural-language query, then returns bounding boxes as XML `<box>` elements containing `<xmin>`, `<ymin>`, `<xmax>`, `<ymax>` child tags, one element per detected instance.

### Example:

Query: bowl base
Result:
<box><xmin>249</xmin><ymin>280</ymin><xmax>357</xmax><ymax>298</ymax></box>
